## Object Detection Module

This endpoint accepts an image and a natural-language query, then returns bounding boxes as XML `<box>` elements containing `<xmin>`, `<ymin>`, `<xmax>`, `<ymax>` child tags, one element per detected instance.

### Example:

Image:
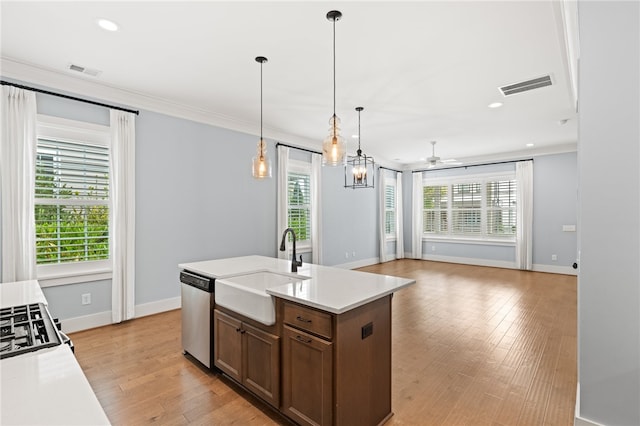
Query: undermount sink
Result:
<box><xmin>215</xmin><ymin>271</ymin><xmax>309</xmax><ymax>325</ymax></box>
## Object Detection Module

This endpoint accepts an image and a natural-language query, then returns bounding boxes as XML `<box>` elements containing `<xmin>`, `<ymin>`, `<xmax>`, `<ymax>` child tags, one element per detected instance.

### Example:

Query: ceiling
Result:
<box><xmin>0</xmin><ymin>1</ymin><xmax>578</xmax><ymax>169</ymax></box>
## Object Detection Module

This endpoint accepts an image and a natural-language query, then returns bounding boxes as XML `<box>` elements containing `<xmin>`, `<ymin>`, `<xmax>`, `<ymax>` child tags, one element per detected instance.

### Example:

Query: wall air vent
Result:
<box><xmin>68</xmin><ymin>63</ymin><xmax>102</xmax><ymax>77</ymax></box>
<box><xmin>499</xmin><ymin>75</ymin><xmax>552</xmax><ymax>96</ymax></box>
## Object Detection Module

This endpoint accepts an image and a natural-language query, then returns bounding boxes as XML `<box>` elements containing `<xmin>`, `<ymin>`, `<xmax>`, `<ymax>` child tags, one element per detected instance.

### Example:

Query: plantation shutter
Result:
<box><xmin>451</xmin><ymin>183</ymin><xmax>482</xmax><ymax>234</ymax></box>
<box><xmin>287</xmin><ymin>172</ymin><xmax>311</xmax><ymax>243</ymax></box>
<box><xmin>34</xmin><ymin>139</ymin><xmax>109</xmax><ymax>264</ymax></box>
<box><xmin>486</xmin><ymin>180</ymin><xmax>517</xmax><ymax>236</ymax></box>
<box><xmin>384</xmin><ymin>184</ymin><xmax>395</xmax><ymax>235</ymax></box>
<box><xmin>423</xmin><ymin>185</ymin><xmax>448</xmax><ymax>234</ymax></box>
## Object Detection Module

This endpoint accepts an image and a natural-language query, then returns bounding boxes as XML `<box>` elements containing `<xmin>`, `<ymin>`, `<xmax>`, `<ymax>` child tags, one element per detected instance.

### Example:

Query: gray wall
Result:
<box><xmin>1</xmin><ymin>79</ymin><xmax>577</xmax><ymax>323</ymax></box>
<box><xmin>577</xmin><ymin>1</ymin><xmax>640</xmax><ymax>425</ymax></box>
<box><xmin>403</xmin><ymin>154</ymin><xmax>578</xmax><ymax>271</ymax></box>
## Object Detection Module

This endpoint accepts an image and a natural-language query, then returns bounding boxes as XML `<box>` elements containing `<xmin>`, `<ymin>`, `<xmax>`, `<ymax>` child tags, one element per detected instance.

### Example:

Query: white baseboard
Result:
<box><xmin>63</xmin><ymin>296</ymin><xmax>181</xmax><ymax>333</ymax></box>
<box><xmin>574</xmin><ymin>382</ymin><xmax>606</xmax><ymax>426</ymax></box>
<box><xmin>333</xmin><ymin>257</ymin><xmax>381</xmax><ymax>270</ymax></box>
<box><xmin>422</xmin><ymin>254</ymin><xmax>516</xmax><ymax>270</ymax></box>
<box><xmin>532</xmin><ymin>263</ymin><xmax>577</xmax><ymax>276</ymax></box>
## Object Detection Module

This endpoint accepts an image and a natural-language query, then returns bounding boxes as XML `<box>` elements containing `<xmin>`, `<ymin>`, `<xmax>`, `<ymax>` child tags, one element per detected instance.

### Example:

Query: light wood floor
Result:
<box><xmin>69</xmin><ymin>260</ymin><xmax>577</xmax><ymax>425</ymax></box>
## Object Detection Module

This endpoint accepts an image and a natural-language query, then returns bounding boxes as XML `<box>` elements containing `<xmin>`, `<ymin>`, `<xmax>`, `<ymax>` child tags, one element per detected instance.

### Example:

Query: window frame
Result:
<box><xmin>35</xmin><ymin>115</ymin><xmax>112</xmax><ymax>287</ymax></box>
<box><xmin>286</xmin><ymin>159</ymin><xmax>312</xmax><ymax>253</ymax></box>
<box><xmin>384</xmin><ymin>178</ymin><xmax>397</xmax><ymax>241</ymax></box>
<box><xmin>422</xmin><ymin>171</ymin><xmax>517</xmax><ymax>245</ymax></box>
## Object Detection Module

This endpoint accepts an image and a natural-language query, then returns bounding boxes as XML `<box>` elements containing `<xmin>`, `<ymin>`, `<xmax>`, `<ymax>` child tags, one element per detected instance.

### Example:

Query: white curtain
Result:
<box><xmin>1</xmin><ymin>87</ymin><xmax>37</xmax><ymax>282</ymax></box>
<box><xmin>411</xmin><ymin>172</ymin><xmax>424</xmax><ymax>259</ymax></box>
<box><xmin>516</xmin><ymin>160</ymin><xmax>533</xmax><ymax>270</ymax></box>
<box><xmin>110</xmin><ymin>110</ymin><xmax>136</xmax><ymax>323</ymax></box>
<box><xmin>310</xmin><ymin>154</ymin><xmax>322</xmax><ymax>264</ymax></box>
<box><xmin>276</xmin><ymin>146</ymin><xmax>289</xmax><ymax>260</ymax></box>
<box><xmin>378</xmin><ymin>169</ymin><xmax>389</xmax><ymax>263</ymax></box>
<box><xmin>395</xmin><ymin>172</ymin><xmax>405</xmax><ymax>259</ymax></box>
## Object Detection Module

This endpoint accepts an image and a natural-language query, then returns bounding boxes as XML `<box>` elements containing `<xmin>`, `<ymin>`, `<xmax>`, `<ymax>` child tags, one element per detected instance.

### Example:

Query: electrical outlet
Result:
<box><xmin>551</xmin><ymin>254</ymin><xmax>557</xmax><ymax>261</ymax></box>
<box><xmin>431</xmin><ymin>246</ymin><xmax>436</xmax><ymax>252</ymax></box>
<box><xmin>352</xmin><ymin>251</ymin><xmax>356</xmax><ymax>258</ymax></box>
<box><xmin>81</xmin><ymin>293</ymin><xmax>91</xmax><ymax>305</ymax></box>
<box><xmin>345</xmin><ymin>252</ymin><xmax>349</xmax><ymax>259</ymax></box>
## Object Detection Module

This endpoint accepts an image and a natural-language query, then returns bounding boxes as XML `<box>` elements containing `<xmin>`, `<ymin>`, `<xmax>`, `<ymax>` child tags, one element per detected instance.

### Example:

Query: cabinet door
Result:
<box><xmin>213</xmin><ymin>310</ymin><xmax>242</xmax><ymax>382</ymax></box>
<box><xmin>282</xmin><ymin>325</ymin><xmax>333</xmax><ymax>426</ymax></box>
<box><xmin>242</xmin><ymin>323</ymin><xmax>280</xmax><ymax>408</ymax></box>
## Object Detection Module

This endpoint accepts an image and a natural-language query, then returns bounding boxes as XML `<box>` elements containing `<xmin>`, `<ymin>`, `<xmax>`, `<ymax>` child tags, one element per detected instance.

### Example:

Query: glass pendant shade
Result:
<box><xmin>252</xmin><ymin>138</ymin><xmax>272</xmax><ymax>179</ymax></box>
<box><xmin>322</xmin><ymin>114</ymin><xmax>346</xmax><ymax>166</ymax></box>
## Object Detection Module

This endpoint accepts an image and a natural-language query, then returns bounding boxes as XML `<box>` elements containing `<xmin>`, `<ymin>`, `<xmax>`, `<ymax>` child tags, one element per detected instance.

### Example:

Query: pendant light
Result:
<box><xmin>322</xmin><ymin>10</ymin><xmax>346</xmax><ymax>166</ymax></box>
<box><xmin>252</xmin><ymin>56</ymin><xmax>272</xmax><ymax>179</ymax></box>
<box><xmin>345</xmin><ymin>107</ymin><xmax>375</xmax><ymax>189</ymax></box>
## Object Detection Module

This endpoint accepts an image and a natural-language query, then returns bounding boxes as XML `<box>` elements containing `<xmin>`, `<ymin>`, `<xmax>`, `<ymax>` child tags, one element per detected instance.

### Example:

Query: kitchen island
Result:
<box><xmin>179</xmin><ymin>255</ymin><xmax>414</xmax><ymax>426</ymax></box>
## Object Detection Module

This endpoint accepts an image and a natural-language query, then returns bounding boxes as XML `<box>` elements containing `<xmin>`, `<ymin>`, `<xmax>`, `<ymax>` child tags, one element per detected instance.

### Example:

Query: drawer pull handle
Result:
<box><xmin>296</xmin><ymin>316</ymin><xmax>312</xmax><ymax>323</ymax></box>
<box><xmin>296</xmin><ymin>335</ymin><xmax>312</xmax><ymax>344</ymax></box>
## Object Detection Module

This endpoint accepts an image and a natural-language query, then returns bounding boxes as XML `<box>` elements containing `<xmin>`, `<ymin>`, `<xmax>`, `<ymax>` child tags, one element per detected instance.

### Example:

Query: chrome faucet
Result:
<box><xmin>279</xmin><ymin>228</ymin><xmax>303</xmax><ymax>273</ymax></box>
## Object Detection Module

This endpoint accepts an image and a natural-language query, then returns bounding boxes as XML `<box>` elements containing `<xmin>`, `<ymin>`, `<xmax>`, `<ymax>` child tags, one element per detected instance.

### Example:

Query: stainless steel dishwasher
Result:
<box><xmin>180</xmin><ymin>270</ymin><xmax>214</xmax><ymax>368</ymax></box>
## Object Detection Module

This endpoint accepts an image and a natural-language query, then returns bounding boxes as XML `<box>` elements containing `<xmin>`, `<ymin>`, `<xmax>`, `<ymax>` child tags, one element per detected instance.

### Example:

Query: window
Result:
<box><xmin>287</xmin><ymin>162</ymin><xmax>311</xmax><ymax>248</ymax></box>
<box><xmin>423</xmin><ymin>174</ymin><xmax>516</xmax><ymax>240</ymax></box>
<box><xmin>423</xmin><ymin>185</ymin><xmax>448</xmax><ymax>234</ymax></box>
<box><xmin>35</xmin><ymin>115</ymin><xmax>111</xmax><ymax>279</ymax></box>
<box><xmin>384</xmin><ymin>183</ymin><xmax>396</xmax><ymax>237</ymax></box>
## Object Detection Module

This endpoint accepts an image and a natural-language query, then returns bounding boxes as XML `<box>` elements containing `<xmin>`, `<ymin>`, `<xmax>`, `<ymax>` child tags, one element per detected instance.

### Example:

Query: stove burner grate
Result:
<box><xmin>0</xmin><ymin>303</ymin><xmax>61</xmax><ymax>359</ymax></box>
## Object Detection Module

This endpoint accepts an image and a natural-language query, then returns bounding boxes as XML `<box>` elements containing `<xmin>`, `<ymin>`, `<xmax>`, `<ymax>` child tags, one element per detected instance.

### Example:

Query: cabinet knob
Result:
<box><xmin>296</xmin><ymin>316</ymin><xmax>312</xmax><ymax>323</ymax></box>
<box><xmin>295</xmin><ymin>335</ymin><xmax>312</xmax><ymax>344</ymax></box>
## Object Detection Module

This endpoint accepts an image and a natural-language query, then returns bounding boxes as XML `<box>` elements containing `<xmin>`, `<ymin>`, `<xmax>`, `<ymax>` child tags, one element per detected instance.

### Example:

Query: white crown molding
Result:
<box><xmin>1</xmin><ymin>57</ymin><xmax>321</xmax><ymax>150</ymax></box>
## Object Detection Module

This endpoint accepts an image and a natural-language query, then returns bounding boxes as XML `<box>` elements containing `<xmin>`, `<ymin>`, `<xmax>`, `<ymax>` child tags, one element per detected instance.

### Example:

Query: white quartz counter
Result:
<box><xmin>0</xmin><ymin>280</ymin><xmax>111</xmax><ymax>425</ymax></box>
<box><xmin>179</xmin><ymin>255</ymin><xmax>414</xmax><ymax>314</ymax></box>
<box><xmin>0</xmin><ymin>279</ymin><xmax>47</xmax><ymax>308</ymax></box>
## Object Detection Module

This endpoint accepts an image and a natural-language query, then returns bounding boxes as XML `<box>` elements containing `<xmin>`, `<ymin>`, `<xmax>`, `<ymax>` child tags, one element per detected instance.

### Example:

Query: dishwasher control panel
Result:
<box><xmin>180</xmin><ymin>270</ymin><xmax>214</xmax><ymax>292</ymax></box>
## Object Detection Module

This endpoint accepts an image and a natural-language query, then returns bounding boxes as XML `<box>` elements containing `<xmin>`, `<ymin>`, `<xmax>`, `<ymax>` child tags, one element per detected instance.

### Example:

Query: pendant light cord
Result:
<box><xmin>333</xmin><ymin>18</ymin><xmax>336</xmax><ymax>118</ymax></box>
<box><xmin>260</xmin><ymin>61</ymin><xmax>263</xmax><ymax>142</ymax></box>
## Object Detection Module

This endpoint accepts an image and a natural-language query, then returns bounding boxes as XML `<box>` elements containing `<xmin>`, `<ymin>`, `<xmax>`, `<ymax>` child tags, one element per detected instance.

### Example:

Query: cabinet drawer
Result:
<box><xmin>283</xmin><ymin>302</ymin><xmax>332</xmax><ymax>340</ymax></box>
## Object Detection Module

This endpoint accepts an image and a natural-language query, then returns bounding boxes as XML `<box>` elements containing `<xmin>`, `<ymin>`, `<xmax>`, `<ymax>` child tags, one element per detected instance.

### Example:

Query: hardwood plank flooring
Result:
<box><xmin>69</xmin><ymin>260</ymin><xmax>577</xmax><ymax>425</ymax></box>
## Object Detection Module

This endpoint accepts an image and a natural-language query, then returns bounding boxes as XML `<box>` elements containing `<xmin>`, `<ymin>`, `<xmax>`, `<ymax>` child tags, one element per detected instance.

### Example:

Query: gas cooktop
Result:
<box><xmin>0</xmin><ymin>303</ymin><xmax>61</xmax><ymax>359</ymax></box>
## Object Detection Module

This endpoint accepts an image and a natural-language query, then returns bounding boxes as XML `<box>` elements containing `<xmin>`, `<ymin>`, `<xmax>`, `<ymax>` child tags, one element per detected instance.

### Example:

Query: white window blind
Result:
<box><xmin>423</xmin><ymin>185</ymin><xmax>448</xmax><ymax>234</ymax></box>
<box><xmin>34</xmin><ymin>138</ymin><xmax>110</xmax><ymax>264</ymax></box>
<box><xmin>384</xmin><ymin>184</ymin><xmax>396</xmax><ymax>235</ymax></box>
<box><xmin>423</xmin><ymin>175</ymin><xmax>517</xmax><ymax>240</ymax></box>
<box><xmin>486</xmin><ymin>180</ymin><xmax>517</xmax><ymax>236</ymax></box>
<box><xmin>451</xmin><ymin>183</ymin><xmax>482</xmax><ymax>235</ymax></box>
<box><xmin>287</xmin><ymin>172</ymin><xmax>311</xmax><ymax>243</ymax></box>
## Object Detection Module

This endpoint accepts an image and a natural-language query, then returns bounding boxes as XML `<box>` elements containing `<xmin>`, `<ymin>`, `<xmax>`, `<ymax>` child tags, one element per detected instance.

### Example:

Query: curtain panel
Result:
<box><xmin>0</xmin><ymin>87</ymin><xmax>37</xmax><ymax>282</ymax></box>
<box><xmin>276</xmin><ymin>146</ymin><xmax>289</xmax><ymax>260</ymax></box>
<box><xmin>110</xmin><ymin>110</ymin><xmax>136</xmax><ymax>323</ymax></box>
<box><xmin>516</xmin><ymin>160</ymin><xmax>533</xmax><ymax>270</ymax></box>
<box><xmin>396</xmin><ymin>171</ymin><xmax>405</xmax><ymax>259</ymax></box>
<box><xmin>310</xmin><ymin>154</ymin><xmax>322</xmax><ymax>264</ymax></box>
<box><xmin>411</xmin><ymin>172</ymin><xmax>424</xmax><ymax>259</ymax></box>
<box><xmin>378</xmin><ymin>170</ymin><xmax>389</xmax><ymax>262</ymax></box>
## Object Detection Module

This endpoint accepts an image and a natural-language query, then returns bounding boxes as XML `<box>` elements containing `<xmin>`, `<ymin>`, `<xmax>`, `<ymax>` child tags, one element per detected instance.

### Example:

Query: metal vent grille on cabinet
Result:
<box><xmin>499</xmin><ymin>75</ymin><xmax>552</xmax><ymax>96</ymax></box>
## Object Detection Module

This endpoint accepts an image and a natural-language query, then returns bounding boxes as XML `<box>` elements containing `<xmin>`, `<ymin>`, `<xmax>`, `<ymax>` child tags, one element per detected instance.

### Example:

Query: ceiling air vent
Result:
<box><xmin>68</xmin><ymin>63</ymin><xmax>102</xmax><ymax>77</ymax></box>
<box><xmin>499</xmin><ymin>75</ymin><xmax>552</xmax><ymax>96</ymax></box>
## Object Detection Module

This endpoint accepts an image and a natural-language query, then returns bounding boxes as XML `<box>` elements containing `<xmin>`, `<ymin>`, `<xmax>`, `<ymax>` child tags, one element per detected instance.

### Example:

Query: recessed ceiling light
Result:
<box><xmin>97</xmin><ymin>18</ymin><xmax>119</xmax><ymax>32</ymax></box>
<box><xmin>351</xmin><ymin>134</ymin><xmax>359</xmax><ymax>139</ymax></box>
<box><xmin>488</xmin><ymin>102</ymin><xmax>503</xmax><ymax>109</ymax></box>
<box><xmin>526</xmin><ymin>143</ymin><xmax>535</xmax><ymax>147</ymax></box>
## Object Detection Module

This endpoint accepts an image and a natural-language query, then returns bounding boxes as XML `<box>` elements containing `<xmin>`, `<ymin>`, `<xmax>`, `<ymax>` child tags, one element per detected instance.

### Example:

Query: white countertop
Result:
<box><xmin>1</xmin><ymin>345</ymin><xmax>111</xmax><ymax>425</ymax></box>
<box><xmin>0</xmin><ymin>280</ymin><xmax>111</xmax><ymax>425</ymax></box>
<box><xmin>0</xmin><ymin>279</ymin><xmax>47</xmax><ymax>308</ymax></box>
<box><xmin>180</xmin><ymin>255</ymin><xmax>414</xmax><ymax>314</ymax></box>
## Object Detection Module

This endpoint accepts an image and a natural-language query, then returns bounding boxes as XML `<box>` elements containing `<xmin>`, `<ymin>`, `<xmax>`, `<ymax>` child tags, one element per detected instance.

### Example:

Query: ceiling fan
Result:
<box><xmin>426</xmin><ymin>141</ymin><xmax>462</xmax><ymax>168</ymax></box>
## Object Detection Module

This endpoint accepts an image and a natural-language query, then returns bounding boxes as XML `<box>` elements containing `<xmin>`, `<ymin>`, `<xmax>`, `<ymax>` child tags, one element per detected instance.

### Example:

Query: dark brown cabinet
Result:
<box><xmin>279</xmin><ymin>295</ymin><xmax>393</xmax><ymax>426</ymax></box>
<box><xmin>213</xmin><ymin>309</ymin><xmax>280</xmax><ymax>407</ymax></box>
<box><xmin>282</xmin><ymin>325</ymin><xmax>333</xmax><ymax>426</ymax></box>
